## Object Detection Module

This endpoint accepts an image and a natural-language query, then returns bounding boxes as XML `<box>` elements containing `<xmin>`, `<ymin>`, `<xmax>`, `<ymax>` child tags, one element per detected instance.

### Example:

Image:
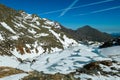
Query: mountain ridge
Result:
<box><xmin>0</xmin><ymin>4</ymin><xmax>112</xmax><ymax>59</ymax></box>
<box><xmin>0</xmin><ymin>4</ymin><xmax>77</xmax><ymax>59</ymax></box>
<box><xmin>61</xmin><ymin>25</ymin><xmax>113</xmax><ymax>42</ymax></box>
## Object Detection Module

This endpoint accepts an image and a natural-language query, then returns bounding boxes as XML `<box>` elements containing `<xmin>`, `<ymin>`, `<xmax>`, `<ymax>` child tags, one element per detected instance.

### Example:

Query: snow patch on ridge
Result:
<box><xmin>49</xmin><ymin>29</ymin><xmax>77</xmax><ymax>48</ymax></box>
<box><xmin>0</xmin><ymin>34</ymin><xmax>4</xmax><ymax>40</ymax></box>
<box><xmin>0</xmin><ymin>22</ymin><xmax>16</xmax><ymax>34</ymax></box>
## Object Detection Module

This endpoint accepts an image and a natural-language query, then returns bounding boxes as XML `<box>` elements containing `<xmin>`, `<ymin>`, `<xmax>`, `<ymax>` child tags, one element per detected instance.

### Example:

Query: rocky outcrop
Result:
<box><xmin>99</xmin><ymin>38</ymin><xmax>120</xmax><ymax>48</ymax></box>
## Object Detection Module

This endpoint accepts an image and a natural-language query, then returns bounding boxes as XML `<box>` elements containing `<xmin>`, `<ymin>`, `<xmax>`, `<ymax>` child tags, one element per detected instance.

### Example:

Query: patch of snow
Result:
<box><xmin>42</xmin><ymin>25</ymin><xmax>51</xmax><ymax>29</ymax></box>
<box><xmin>0</xmin><ymin>34</ymin><xmax>4</xmax><ymax>40</ymax></box>
<box><xmin>28</xmin><ymin>29</ymin><xmax>36</xmax><ymax>34</ymax></box>
<box><xmin>0</xmin><ymin>73</ymin><xmax>28</xmax><ymax>80</ymax></box>
<box><xmin>100</xmin><ymin>46</ymin><xmax>120</xmax><ymax>61</ymax></box>
<box><xmin>9</xmin><ymin>35</ymin><xmax>19</xmax><ymax>40</ymax></box>
<box><xmin>12</xmin><ymin>21</ymin><xmax>26</xmax><ymax>28</ymax></box>
<box><xmin>51</xmin><ymin>47</ymin><xmax>62</xmax><ymax>52</ymax></box>
<box><xmin>43</xmin><ymin>18</ymin><xmax>47</xmax><ymax>21</ymax></box>
<box><xmin>63</xmin><ymin>35</ymin><xmax>77</xmax><ymax>47</ymax></box>
<box><xmin>100</xmin><ymin>64</ymin><xmax>112</xmax><ymax>72</ymax></box>
<box><xmin>26</xmin><ymin>44</ymin><xmax>31</xmax><ymax>48</ymax></box>
<box><xmin>29</xmin><ymin>24</ymin><xmax>40</xmax><ymax>30</ymax></box>
<box><xmin>44</xmin><ymin>20</ymin><xmax>55</xmax><ymax>26</ymax></box>
<box><xmin>44</xmin><ymin>19</ymin><xmax>61</xmax><ymax>29</ymax></box>
<box><xmin>0</xmin><ymin>22</ymin><xmax>16</xmax><ymax>34</ymax></box>
<box><xmin>17</xmin><ymin>62</ymin><xmax>32</xmax><ymax>72</ymax></box>
<box><xmin>23</xmin><ymin>13</ymin><xmax>32</xmax><ymax>20</ymax></box>
<box><xmin>10</xmin><ymin>46</ymin><xmax>44</xmax><ymax>60</ymax></box>
<box><xmin>36</xmin><ymin>21</ymin><xmax>40</xmax><ymax>25</ymax></box>
<box><xmin>0</xmin><ymin>56</ymin><xmax>20</xmax><ymax>68</ymax></box>
<box><xmin>49</xmin><ymin>29</ymin><xmax>77</xmax><ymax>48</ymax></box>
<box><xmin>34</xmin><ymin>33</ymin><xmax>49</xmax><ymax>38</ymax></box>
<box><xmin>54</xmin><ymin>23</ymin><xmax>61</xmax><ymax>29</ymax></box>
<box><xmin>32</xmin><ymin>17</ymin><xmax>39</xmax><ymax>22</ymax></box>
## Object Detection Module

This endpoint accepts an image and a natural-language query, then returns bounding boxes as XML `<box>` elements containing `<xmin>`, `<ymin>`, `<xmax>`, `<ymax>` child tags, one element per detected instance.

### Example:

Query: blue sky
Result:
<box><xmin>0</xmin><ymin>0</ymin><xmax>120</xmax><ymax>33</ymax></box>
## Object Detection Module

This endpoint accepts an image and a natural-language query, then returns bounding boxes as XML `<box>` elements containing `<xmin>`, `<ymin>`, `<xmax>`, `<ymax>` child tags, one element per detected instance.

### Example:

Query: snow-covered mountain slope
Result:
<box><xmin>0</xmin><ymin>4</ymin><xmax>77</xmax><ymax>60</ymax></box>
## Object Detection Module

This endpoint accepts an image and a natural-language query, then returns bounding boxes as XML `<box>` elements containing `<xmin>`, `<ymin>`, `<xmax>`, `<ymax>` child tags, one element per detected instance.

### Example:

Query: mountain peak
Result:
<box><xmin>81</xmin><ymin>25</ymin><xmax>92</xmax><ymax>28</ymax></box>
<box><xmin>77</xmin><ymin>25</ymin><xmax>96</xmax><ymax>31</ymax></box>
<box><xmin>61</xmin><ymin>25</ymin><xmax>113</xmax><ymax>42</ymax></box>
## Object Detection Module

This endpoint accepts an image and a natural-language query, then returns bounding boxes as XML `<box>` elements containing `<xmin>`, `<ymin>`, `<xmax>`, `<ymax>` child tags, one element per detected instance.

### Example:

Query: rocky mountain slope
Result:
<box><xmin>99</xmin><ymin>37</ymin><xmax>120</xmax><ymax>48</ymax></box>
<box><xmin>0</xmin><ymin>4</ymin><xmax>77</xmax><ymax>59</ymax></box>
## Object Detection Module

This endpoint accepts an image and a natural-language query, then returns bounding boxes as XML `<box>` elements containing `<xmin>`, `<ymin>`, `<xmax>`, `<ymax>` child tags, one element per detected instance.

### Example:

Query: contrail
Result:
<box><xmin>39</xmin><ymin>0</ymin><xmax>114</xmax><ymax>15</ymax></box>
<box><xmin>91</xmin><ymin>5</ymin><xmax>120</xmax><ymax>13</ymax></box>
<box><xmin>75</xmin><ymin>5</ymin><xmax>120</xmax><ymax>16</ymax></box>
<box><xmin>59</xmin><ymin>0</ymin><xmax>79</xmax><ymax>17</ymax></box>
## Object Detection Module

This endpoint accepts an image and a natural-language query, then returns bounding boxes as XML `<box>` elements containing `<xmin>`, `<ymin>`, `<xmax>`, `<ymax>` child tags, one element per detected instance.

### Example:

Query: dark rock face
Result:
<box><xmin>99</xmin><ymin>38</ymin><xmax>120</xmax><ymax>48</ymax></box>
<box><xmin>61</xmin><ymin>25</ymin><xmax>113</xmax><ymax>42</ymax></box>
<box><xmin>99</xmin><ymin>60</ymin><xmax>113</xmax><ymax>66</ymax></box>
<box><xmin>83</xmin><ymin>60</ymin><xmax>113</xmax><ymax>70</ymax></box>
<box><xmin>83</xmin><ymin>62</ymin><xmax>100</xmax><ymax>70</ymax></box>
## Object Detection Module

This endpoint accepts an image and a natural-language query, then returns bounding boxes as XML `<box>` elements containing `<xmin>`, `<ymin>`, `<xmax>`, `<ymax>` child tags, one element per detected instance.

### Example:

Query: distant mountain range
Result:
<box><xmin>110</xmin><ymin>33</ymin><xmax>120</xmax><ymax>38</ymax></box>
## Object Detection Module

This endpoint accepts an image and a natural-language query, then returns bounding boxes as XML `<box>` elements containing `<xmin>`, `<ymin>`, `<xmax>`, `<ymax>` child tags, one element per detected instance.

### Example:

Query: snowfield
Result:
<box><xmin>0</xmin><ymin>73</ymin><xmax>28</xmax><ymax>80</ymax></box>
<box><xmin>100</xmin><ymin>46</ymin><xmax>120</xmax><ymax>61</ymax></box>
<box><xmin>0</xmin><ymin>43</ymin><xmax>113</xmax><ymax>73</ymax></box>
<box><xmin>0</xmin><ymin>43</ymin><xmax>120</xmax><ymax>80</ymax></box>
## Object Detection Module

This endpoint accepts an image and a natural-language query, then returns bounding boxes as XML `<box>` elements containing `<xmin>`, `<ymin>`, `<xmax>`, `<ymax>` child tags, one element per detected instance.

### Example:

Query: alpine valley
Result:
<box><xmin>0</xmin><ymin>4</ymin><xmax>120</xmax><ymax>80</ymax></box>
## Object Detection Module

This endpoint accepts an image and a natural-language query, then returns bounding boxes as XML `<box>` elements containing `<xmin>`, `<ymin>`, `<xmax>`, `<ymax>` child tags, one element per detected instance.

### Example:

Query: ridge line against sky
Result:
<box><xmin>39</xmin><ymin>0</ymin><xmax>114</xmax><ymax>15</ymax></box>
<box><xmin>74</xmin><ymin>5</ymin><xmax>120</xmax><ymax>16</ymax></box>
<box><xmin>59</xmin><ymin>0</ymin><xmax>79</xmax><ymax>17</ymax></box>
